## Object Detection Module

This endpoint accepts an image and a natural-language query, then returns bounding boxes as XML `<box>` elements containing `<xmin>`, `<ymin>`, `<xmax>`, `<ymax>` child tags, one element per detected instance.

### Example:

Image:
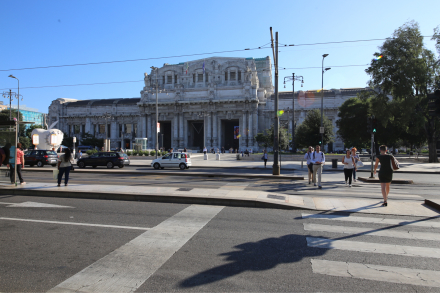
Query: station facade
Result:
<box><xmin>48</xmin><ymin>56</ymin><xmax>370</xmax><ymax>152</ymax></box>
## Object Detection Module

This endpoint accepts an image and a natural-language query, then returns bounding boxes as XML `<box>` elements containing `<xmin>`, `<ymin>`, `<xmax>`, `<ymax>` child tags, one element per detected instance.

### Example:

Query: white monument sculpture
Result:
<box><xmin>31</xmin><ymin>121</ymin><xmax>64</xmax><ymax>150</ymax></box>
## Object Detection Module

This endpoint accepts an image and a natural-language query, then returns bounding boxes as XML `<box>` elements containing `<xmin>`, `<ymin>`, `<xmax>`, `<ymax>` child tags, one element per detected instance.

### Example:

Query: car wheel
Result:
<box><xmin>92</xmin><ymin>165</ymin><xmax>97</xmax><ymax>168</ymax></box>
<box><xmin>107</xmin><ymin>162</ymin><xmax>114</xmax><ymax>169</ymax></box>
<box><xmin>51</xmin><ymin>164</ymin><xmax>57</xmax><ymax>167</ymax></box>
<box><xmin>118</xmin><ymin>165</ymin><xmax>124</xmax><ymax>168</ymax></box>
<box><xmin>37</xmin><ymin>161</ymin><xmax>44</xmax><ymax>167</ymax></box>
<box><xmin>153</xmin><ymin>163</ymin><xmax>160</xmax><ymax>170</ymax></box>
<box><xmin>179</xmin><ymin>163</ymin><xmax>186</xmax><ymax>170</ymax></box>
<box><xmin>161</xmin><ymin>167</ymin><xmax>164</xmax><ymax>169</ymax></box>
<box><xmin>78</xmin><ymin>161</ymin><xmax>86</xmax><ymax>168</ymax></box>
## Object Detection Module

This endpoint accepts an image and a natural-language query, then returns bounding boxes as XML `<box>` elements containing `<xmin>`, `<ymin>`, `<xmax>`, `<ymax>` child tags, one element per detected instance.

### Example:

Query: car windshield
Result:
<box><xmin>46</xmin><ymin>151</ymin><xmax>57</xmax><ymax>155</ymax></box>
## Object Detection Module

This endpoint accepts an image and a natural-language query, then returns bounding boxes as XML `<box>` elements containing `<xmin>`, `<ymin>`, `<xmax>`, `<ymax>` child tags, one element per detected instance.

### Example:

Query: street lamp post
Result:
<box><xmin>101</xmin><ymin>112</ymin><xmax>112</xmax><ymax>151</ymax></box>
<box><xmin>150</xmin><ymin>66</ymin><xmax>159</xmax><ymax>159</ymax></box>
<box><xmin>321</xmin><ymin>54</ymin><xmax>331</xmax><ymax>149</ymax></box>
<box><xmin>8</xmin><ymin>75</ymin><xmax>20</xmax><ymax>141</ymax></box>
<box><xmin>283</xmin><ymin>73</ymin><xmax>304</xmax><ymax>153</ymax></box>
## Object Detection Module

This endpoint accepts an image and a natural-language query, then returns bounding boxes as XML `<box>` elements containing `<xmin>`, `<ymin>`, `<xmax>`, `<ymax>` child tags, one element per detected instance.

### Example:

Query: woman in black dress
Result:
<box><xmin>373</xmin><ymin>145</ymin><xmax>393</xmax><ymax>206</ymax></box>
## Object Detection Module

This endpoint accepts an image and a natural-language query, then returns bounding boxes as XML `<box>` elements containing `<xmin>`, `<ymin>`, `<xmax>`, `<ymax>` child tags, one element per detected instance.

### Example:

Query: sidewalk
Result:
<box><xmin>1</xmin><ymin>182</ymin><xmax>438</xmax><ymax>217</ymax></box>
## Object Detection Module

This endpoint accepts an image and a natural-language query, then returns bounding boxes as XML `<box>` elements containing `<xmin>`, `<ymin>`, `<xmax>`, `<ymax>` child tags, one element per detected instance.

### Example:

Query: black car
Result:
<box><xmin>25</xmin><ymin>150</ymin><xmax>58</xmax><ymax>167</ymax></box>
<box><xmin>77</xmin><ymin>152</ymin><xmax>130</xmax><ymax>169</ymax></box>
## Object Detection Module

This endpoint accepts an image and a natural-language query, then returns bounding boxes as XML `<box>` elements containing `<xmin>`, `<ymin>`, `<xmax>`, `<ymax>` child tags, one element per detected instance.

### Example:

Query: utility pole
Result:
<box><xmin>283</xmin><ymin>73</ymin><xmax>304</xmax><ymax>153</ymax></box>
<box><xmin>151</xmin><ymin>66</ymin><xmax>159</xmax><ymax>159</ymax></box>
<box><xmin>270</xmin><ymin>27</ymin><xmax>280</xmax><ymax>175</ymax></box>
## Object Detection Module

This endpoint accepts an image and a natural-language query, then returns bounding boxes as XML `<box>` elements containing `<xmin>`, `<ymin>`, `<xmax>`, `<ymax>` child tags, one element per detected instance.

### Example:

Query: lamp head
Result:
<box><xmin>322</xmin><ymin>54</ymin><xmax>329</xmax><ymax>58</ymax></box>
<box><xmin>325</xmin><ymin>68</ymin><xmax>331</xmax><ymax>71</ymax></box>
<box><xmin>8</xmin><ymin>75</ymin><xmax>17</xmax><ymax>79</ymax></box>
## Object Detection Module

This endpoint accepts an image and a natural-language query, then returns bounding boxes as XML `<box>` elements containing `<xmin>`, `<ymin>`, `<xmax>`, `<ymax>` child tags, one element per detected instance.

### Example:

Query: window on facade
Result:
<box><xmin>74</xmin><ymin>125</ymin><xmax>80</xmax><ymax>134</ymax></box>
<box><xmin>162</xmin><ymin>76</ymin><xmax>165</xmax><ymax>85</ymax></box>
<box><xmin>133</xmin><ymin>124</ymin><xmax>137</xmax><ymax>136</ymax></box>
<box><xmin>81</xmin><ymin>125</ymin><xmax>85</xmax><ymax>134</ymax></box>
<box><xmin>167</xmin><ymin>75</ymin><xmax>172</xmax><ymax>84</ymax></box>
<box><xmin>125</xmin><ymin>124</ymin><xmax>132</xmax><ymax>134</ymax></box>
<box><xmin>205</xmin><ymin>73</ymin><xmax>209</xmax><ymax>82</ymax></box>
<box><xmin>238</xmin><ymin>71</ymin><xmax>241</xmax><ymax>80</ymax></box>
<box><xmin>119</xmin><ymin>124</ymin><xmax>122</xmax><ymax>137</ymax></box>
<box><xmin>175</xmin><ymin>75</ymin><xmax>177</xmax><ymax>83</ymax></box>
<box><xmin>230</xmin><ymin>71</ymin><xmax>236</xmax><ymax>80</ymax></box>
<box><xmin>99</xmin><ymin>124</ymin><xmax>106</xmax><ymax>134</ymax></box>
<box><xmin>198</xmin><ymin>74</ymin><xmax>203</xmax><ymax>82</ymax></box>
<box><xmin>225</xmin><ymin>72</ymin><xmax>228</xmax><ymax>81</ymax></box>
<box><xmin>193</xmin><ymin>74</ymin><xmax>196</xmax><ymax>83</ymax></box>
<box><xmin>108</xmin><ymin>124</ymin><xmax>111</xmax><ymax>136</ymax></box>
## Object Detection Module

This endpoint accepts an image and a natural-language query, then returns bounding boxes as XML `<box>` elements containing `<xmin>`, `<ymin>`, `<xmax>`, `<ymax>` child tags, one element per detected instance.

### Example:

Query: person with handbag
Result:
<box><xmin>350</xmin><ymin>147</ymin><xmax>361</xmax><ymax>182</ymax></box>
<box><xmin>311</xmin><ymin>145</ymin><xmax>325</xmax><ymax>189</ymax></box>
<box><xmin>342</xmin><ymin>149</ymin><xmax>356</xmax><ymax>187</ymax></box>
<box><xmin>373</xmin><ymin>145</ymin><xmax>398</xmax><ymax>206</ymax></box>
<box><xmin>57</xmin><ymin>148</ymin><xmax>74</xmax><ymax>187</ymax></box>
<box><xmin>8</xmin><ymin>142</ymin><xmax>26</xmax><ymax>185</ymax></box>
<box><xmin>304</xmin><ymin>146</ymin><xmax>314</xmax><ymax>184</ymax></box>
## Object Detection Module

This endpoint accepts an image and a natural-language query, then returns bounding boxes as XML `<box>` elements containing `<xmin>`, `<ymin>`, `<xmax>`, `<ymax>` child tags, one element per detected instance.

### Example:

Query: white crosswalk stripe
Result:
<box><xmin>303</xmin><ymin>213</ymin><xmax>440</xmax><ymax>288</ymax></box>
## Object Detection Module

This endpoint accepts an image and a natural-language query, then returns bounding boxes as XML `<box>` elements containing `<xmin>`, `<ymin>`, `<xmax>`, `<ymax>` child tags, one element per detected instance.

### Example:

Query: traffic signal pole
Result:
<box><xmin>370</xmin><ymin>133</ymin><xmax>375</xmax><ymax>178</ymax></box>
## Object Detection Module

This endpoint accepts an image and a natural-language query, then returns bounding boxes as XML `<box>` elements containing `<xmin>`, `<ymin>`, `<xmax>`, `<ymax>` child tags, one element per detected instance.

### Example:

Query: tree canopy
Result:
<box><xmin>295</xmin><ymin>109</ymin><xmax>334</xmax><ymax>149</ymax></box>
<box><xmin>254</xmin><ymin>124</ymin><xmax>291</xmax><ymax>151</ymax></box>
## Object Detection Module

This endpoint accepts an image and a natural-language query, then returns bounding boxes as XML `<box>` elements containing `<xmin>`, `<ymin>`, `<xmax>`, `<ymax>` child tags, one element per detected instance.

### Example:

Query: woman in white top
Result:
<box><xmin>342</xmin><ymin>149</ymin><xmax>356</xmax><ymax>187</ymax></box>
<box><xmin>303</xmin><ymin>146</ymin><xmax>314</xmax><ymax>184</ymax></box>
<box><xmin>57</xmin><ymin>148</ymin><xmax>74</xmax><ymax>187</ymax></box>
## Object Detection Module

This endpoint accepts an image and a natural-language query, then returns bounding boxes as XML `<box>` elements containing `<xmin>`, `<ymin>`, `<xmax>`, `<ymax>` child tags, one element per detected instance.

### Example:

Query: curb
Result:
<box><xmin>0</xmin><ymin>188</ymin><xmax>307</xmax><ymax>211</ymax></box>
<box><xmin>357</xmin><ymin>177</ymin><xmax>413</xmax><ymax>184</ymax></box>
<box><xmin>20</xmin><ymin>168</ymin><xmax>304</xmax><ymax>181</ymax></box>
<box><xmin>425</xmin><ymin>199</ymin><xmax>440</xmax><ymax>211</ymax></box>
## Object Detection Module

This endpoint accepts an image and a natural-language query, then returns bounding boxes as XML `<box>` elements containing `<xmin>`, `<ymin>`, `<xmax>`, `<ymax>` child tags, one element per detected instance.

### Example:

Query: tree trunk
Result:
<box><xmin>428</xmin><ymin>140</ymin><xmax>439</xmax><ymax>163</ymax></box>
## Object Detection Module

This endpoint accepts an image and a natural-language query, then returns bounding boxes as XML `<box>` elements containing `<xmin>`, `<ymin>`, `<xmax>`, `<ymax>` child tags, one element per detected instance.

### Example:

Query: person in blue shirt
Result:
<box><xmin>311</xmin><ymin>145</ymin><xmax>325</xmax><ymax>189</ymax></box>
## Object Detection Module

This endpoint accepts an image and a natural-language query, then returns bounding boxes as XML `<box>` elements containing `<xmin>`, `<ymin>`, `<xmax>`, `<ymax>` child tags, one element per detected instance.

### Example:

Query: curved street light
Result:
<box><xmin>321</xmin><ymin>54</ymin><xmax>331</xmax><ymax>149</ymax></box>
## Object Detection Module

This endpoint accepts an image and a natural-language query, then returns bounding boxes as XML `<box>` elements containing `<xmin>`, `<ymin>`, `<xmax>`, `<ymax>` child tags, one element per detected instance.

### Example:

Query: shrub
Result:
<box><xmin>126</xmin><ymin>151</ymin><xmax>133</xmax><ymax>156</ymax></box>
<box><xmin>150</xmin><ymin>150</ymin><xmax>156</xmax><ymax>156</ymax></box>
<box><xmin>86</xmin><ymin>149</ymin><xmax>98</xmax><ymax>155</ymax></box>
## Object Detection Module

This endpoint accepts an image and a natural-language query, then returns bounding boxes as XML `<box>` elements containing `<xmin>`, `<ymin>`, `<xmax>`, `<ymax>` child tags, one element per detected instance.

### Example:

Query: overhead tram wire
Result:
<box><xmin>3</xmin><ymin>36</ymin><xmax>437</xmax><ymax>73</ymax></box>
<box><xmin>0</xmin><ymin>44</ymin><xmax>272</xmax><ymax>72</ymax></box>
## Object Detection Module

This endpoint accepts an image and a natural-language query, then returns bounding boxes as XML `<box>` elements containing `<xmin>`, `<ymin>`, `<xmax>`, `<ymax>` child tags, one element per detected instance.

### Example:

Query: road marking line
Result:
<box><xmin>0</xmin><ymin>217</ymin><xmax>150</xmax><ymax>230</ymax></box>
<box><xmin>311</xmin><ymin>259</ymin><xmax>440</xmax><ymax>288</ymax></box>
<box><xmin>48</xmin><ymin>204</ymin><xmax>224</xmax><ymax>293</ymax></box>
<box><xmin>306</xmin><ymin>237</ymin><xmax>440</xmax><ymax>258</ymax></box>
<box><xmin>302</xmin><ymin>213</ymin><xmax>440</xmax><ymax>228</ymax></box>
<box><xmin>304</xmin><ymin>223</ymin><xmax>440</xmax><ymax>241</ymax></box>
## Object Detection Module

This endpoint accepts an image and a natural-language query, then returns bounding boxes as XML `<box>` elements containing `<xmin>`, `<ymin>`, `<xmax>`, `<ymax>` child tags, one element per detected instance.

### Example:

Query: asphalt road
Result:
<box><xmin>1</xmin><ymin>195</ymin><xmax>440</xmax><ymax>292</ymax></box>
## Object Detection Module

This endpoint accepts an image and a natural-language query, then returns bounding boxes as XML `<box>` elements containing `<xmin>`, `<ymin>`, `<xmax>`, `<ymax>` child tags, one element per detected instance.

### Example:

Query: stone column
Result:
<box><xmin>253</xmin><ymin>111</ymin><xmax>258</xmax><ymax>149</ymax></box>
<box><xmin>111</xmin><ymin>121</ymin><xmax>117</xmax><ymax>140</ymax></box>
<box><xmin>248</xmin><ymin>111</ymin><xmax>253</xmax><ymax>146</ymax></box>
<box><xmin>85</xmin><ymin>118</ymin><xmax>91</xmax><ymax>134</ymax></box>
<box><xmin>179</xmin><ymin>112</ymin><xmax>184</xmax><ymax>148</ymax></box>
<box><xmin>173</xmin><ymin>114</ymin><xmax>178</xmax><ymax>148</ymax></box>
<box><xmin>147</xmin><ymin>114</ymin><xmax>152</xmax><ymax>148</ymax></box>
<box><xmin>241</xmin><ymin>111</ymin><xmax>247</xmax><ymax>148</ymax></box>
<box><xmin>207</xmin><ymin>113</ymin><xmax>212</xmax><ymax>147</ymax></box>
<box><xmin>228</xmin><ymin>69</ymin><xmax>231</xmax><ymax>85</ymax></box>
<box><xmin>212</xmin><ymin>112</ymin><xmax>217</xmax><ymax>148</ymax></box>
<box><xmin>141</xmin><ymin>115</ymin><xmax>147</xmax><ymax>138</ymax></box>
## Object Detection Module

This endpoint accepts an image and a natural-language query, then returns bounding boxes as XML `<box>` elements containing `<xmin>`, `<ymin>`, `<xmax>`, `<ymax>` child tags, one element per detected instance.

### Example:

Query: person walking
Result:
<box><xmin>8</xmin><ymin>142</ymin><xmax>25</xmax><ymax>185</ymax></box>
<box><xmin>374</xmin><ymin>145</ymin><xmax>395</xmax><ymax>206</ymax></box>
<box><xmin>311</xmin><ymin>145</ymin><xmax>325</xmax><ymax>189</ymax></box>
<box><xmin>342</xmin><ymin>149</ymin><xmax>356</xmax><ymax>187</ymax></box>
<box><xmin>77</xmin><ymin>149</ymin><xmax>83</xmax><ymax>160</ymax></box>
<box><xmin>262</xmin><ymin>150</ymin><xmax>268</xmax><ymax>168</ymax></box>
<box><xmin>57</xmin><ymin>148</ymin><xmax>74</xmax><ymax>187</ymax></box>
<box><xmin>203</xmin><ymin>146</ymin><xmax>207</xmax><ymax>154</ymax></box>
<box><xmin>304</xmin><ymin>146</ymin><xmax>314</xmax><ymax>184</ymax></box>
<box><xmin>351</xmin><ymin>147</ymin><xmax>361</xmax><ymax>182</ymax></box>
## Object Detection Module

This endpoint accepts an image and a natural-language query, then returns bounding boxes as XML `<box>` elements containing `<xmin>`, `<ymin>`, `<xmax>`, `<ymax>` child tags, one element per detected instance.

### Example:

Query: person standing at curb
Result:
<box><xmin>8</xmin><ymin>142</ymin><xmax>25</xmax><ymax>185</ymax></box>
<box><xmin>203</xmin><ymin>146</ymin><xmax>207</xmax><ymax>155</ymax></box>
<box><xmin>304</xmin><ymin>146</ymin><xmax>314</xmax><ymax>184</ymax></box>
<box><xmin>57</xmin><ymin>148</ymin><xmax>73</xmax><ymax>187</ymax></box>
<box><xmin>262</xmin><ymin>150</ymin><xmax>268</xmax><ymax>168</ymax></box>
<box><xmin>374</xmin><ymin>145</ymin><xmax>394</xmax><ymax>207</ymax></box>
<box><xmin>342</xmin><ymin>149</ymin><xmax>356</xmax><ymax>187</ymax></box>
<box><xmin>311</xmin><ymin>145</ymin><xmax>325</xmax><ymax>189</ymax></box>
<box><xmin>351</xmin><ymin>147</ymin><xmax>361</xmax><ymax>182</ymax></box>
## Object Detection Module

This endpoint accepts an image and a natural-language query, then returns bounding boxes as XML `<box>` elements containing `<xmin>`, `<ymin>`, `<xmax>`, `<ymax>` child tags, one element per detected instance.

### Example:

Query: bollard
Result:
<box><xmin>216</xmin><ymin>153</ymin><xmax>220</xmax><ymax>160</ymax></box>
<box><xmin>301</xmin><ymin>160</ymin><xmax>303</xmax><ymax>168</ymax></box>
<box><xmin>204</xmin><ymin>154</ymin><xmax>208</xmax><ymax>160</ymax></box>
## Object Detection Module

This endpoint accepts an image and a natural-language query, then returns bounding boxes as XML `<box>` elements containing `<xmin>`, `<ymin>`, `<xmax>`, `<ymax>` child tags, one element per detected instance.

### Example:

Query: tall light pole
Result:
<box><xmin>151</xmin><ymin>66</ymin><xmax>159</xmax><ymax>159</ymax></box>
<box><xmin>101</xmin><ymin>112</ymin><xmax>112</xmax><ymax>151</ymax></box>
<box><xmin>283</xmin><ymin>73</ymin><xmax>304</xmax><ymax>153</ymax></box>
<box><xmin>321</xmin><ymin>54</ymin><xmax>331</xmax><ymax>149</ymax></box>
<box><xmin>8</xmin><ymin>75</ymin><xmax>20</xmax><ymax>141</ymax></box>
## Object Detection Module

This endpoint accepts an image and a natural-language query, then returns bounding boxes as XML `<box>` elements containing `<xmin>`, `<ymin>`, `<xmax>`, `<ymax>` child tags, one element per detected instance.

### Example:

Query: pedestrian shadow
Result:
<box><xmin>179</xmin><ymin>234</ymin><xmax>328</xmax><ymax>288</ymax></box>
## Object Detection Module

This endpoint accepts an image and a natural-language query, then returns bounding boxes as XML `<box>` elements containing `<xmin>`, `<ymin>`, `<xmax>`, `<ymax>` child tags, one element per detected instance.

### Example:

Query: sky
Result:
<box><xmin>1</xmin><ymin>0</ymin><xmax>439</xmax><ymax>114</ymax></box>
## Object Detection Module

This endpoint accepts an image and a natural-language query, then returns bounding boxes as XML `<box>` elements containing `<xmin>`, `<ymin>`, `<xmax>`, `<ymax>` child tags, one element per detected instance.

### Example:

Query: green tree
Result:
<box><xmin>254</xmin><ymin>124</ymin><xmax>291</xmax><ymax>151</ymax></box>
<box><xmin>62</xmin><ymin>136</ymin><xmax>74</xmax><ymax>148</ymax></box>
<box><xmin>254</xmin><ymin>131</ymin><xmax>272</xmax><ymax>149</ymax></box>
<box><xmin>19</xmin><ymin>136</ymin><xmax>31</xmax><ymax>149</ymax></box>
<box><xmin>365</xmin><ymin>21</ymin><xmax>440</xmax><ymax>162</ymax></box>
<box><xmin>25</xmin><ymin>124</ymin><xmax>44</xmax><ymax>138</ymax></box>
<box><xmin>295</xmin><ymin>109</ymin><xmax>334</xmax><ymax>149</ymax></box>
<box><xmin>80</xmin><ymin>132</ymin><xmax>104</xmax><ymax>148</ymax></box>
<box><xmin>336</xmin><ymin>97</ymin><xmax>370</xmax><ymax>148</ymax></box>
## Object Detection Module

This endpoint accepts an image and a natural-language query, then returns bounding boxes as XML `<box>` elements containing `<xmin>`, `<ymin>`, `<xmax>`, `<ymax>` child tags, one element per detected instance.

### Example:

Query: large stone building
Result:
<box><xmin>48</xmin><ymin>56</ymin><xmax>370</xmax><ymax>152</ymax></box>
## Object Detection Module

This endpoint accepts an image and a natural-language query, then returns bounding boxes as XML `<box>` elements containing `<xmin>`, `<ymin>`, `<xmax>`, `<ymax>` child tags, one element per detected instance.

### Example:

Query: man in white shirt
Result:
<box><xmin>303</xmin><ymin>146</ymin><xmax>314</xmax><ymax>184</ymax></box>
<box><xmin>311</xmin><ymin>145</ymin><xmax>325</xmax><ymax>189</ymax></box>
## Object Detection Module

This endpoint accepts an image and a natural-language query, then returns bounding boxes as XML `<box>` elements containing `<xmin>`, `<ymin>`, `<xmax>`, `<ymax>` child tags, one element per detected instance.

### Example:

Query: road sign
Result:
<box><xmin>319</xmin><ymin>127</ymin><xmax>324</xmax><ymax>134</ymax></box>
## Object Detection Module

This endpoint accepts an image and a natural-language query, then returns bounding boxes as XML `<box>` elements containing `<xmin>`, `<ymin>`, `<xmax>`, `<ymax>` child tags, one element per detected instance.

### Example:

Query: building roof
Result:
<box><xmin>66</xmin><ymin>98</ymin><xmax>141</xmax><ymax>107</ymax></box>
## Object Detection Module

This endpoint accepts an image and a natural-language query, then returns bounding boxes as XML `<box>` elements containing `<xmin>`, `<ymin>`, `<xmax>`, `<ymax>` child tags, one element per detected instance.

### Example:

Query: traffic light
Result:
<box><xmin>428</xmin><ymin>90</ymin><xmax>440</xmax><ymax>117</ymax></box>
<box><xmin>367</xmin><ymin>117</ymin><xmax>372</xmax><ymax>133</ymax></box>
<box><xmin>372</xmin><ymin>118</ymin><xmax>377</xmax><ymax>133</ymax></box>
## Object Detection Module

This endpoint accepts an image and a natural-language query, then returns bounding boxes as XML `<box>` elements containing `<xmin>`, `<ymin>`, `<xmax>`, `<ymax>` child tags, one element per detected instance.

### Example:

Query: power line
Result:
<box><xmin>2</xmin><ymin>35</ymin><xmax>437</xmax><ymax>72</ymax></box>
<box><xmin>0</xmin><ymin>46</ymin><xmax>272</xmax><ymax>72</ymax></box>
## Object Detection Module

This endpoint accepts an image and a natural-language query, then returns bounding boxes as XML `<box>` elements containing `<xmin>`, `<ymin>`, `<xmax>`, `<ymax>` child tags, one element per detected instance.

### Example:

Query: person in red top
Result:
<box><xmin>8</xmin><ymin>142</ymin><xmax>25</xmax><ymax>184</ymax></box>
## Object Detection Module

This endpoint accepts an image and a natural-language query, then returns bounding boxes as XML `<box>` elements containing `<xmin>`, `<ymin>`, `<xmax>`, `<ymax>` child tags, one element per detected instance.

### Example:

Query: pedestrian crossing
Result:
<box><xmin>302</xmin><ymin>213</ymin><xmax>440</xmax><ymax>288</ymax></box>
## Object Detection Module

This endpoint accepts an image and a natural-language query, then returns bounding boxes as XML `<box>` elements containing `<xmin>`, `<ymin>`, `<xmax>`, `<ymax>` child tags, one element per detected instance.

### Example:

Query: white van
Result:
<box><xmin>151</xmin><ymin>152</ymin><xmax>192</xmax><ymax>170</ymax></box>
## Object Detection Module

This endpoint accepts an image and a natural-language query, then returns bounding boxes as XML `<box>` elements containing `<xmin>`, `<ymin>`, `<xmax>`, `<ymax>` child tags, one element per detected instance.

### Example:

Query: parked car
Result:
<box><xmin>151</xmin><ymin>152</ymin><xmax>192</xmax><ymax>170</ymax></box>
<box><xmin>77</xmin><ymin>152</ymin><xmax>130</xmax><ymax>169</ymax></box>
<box><xmin>24</xmin><ymin>150</ymin><xmax>59</xmax><ymax>167</ymax></box>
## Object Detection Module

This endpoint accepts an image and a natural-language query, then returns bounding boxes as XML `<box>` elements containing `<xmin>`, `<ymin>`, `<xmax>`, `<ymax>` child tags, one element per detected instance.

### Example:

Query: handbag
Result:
<box><xmin>53</xmin><ymin>169</ymin><xmax>59</xmax><ymax>180</ymax></box>
<box><xmin>356</xmin><ymin>161</ymin><xmax>364</xmax><ymax>168</ymax></box>
<box><xmin>391</xmin><ymin>155</ymin><xmax>400</xmax><ymax>171</ymax></box>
